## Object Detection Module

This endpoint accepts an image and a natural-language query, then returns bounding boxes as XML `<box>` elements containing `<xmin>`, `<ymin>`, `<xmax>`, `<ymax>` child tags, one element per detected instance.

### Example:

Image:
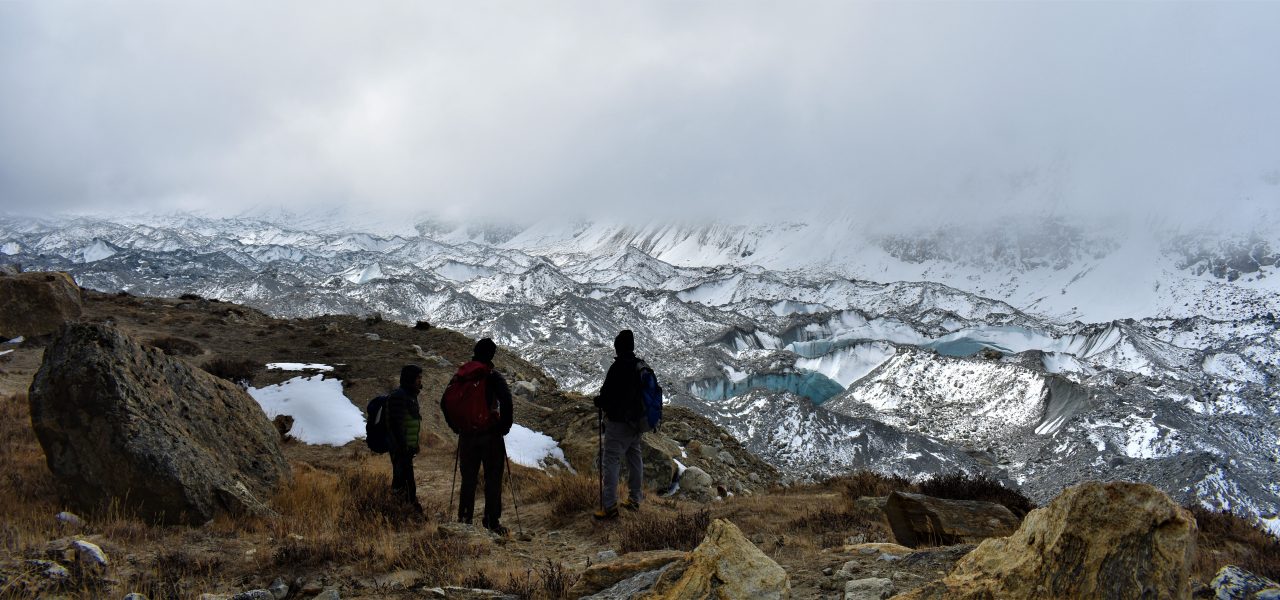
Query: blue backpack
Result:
<box><xmin>365</xmin><ymin>394</ymin><xmax>391</xmax><ymax>454</ymax></box>
<box><xmin>631</xmin><ymin>360</ymin><xmax>663</xmax><ymax>433</ymax></box>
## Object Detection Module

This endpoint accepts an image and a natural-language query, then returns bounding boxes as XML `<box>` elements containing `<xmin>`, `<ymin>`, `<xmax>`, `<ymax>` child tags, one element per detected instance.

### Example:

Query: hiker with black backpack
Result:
<box><xmin>386</xmin><ymin>364</ymin><xmax>425</xmax><ymax>514</ymax></box>
<box><xmin>593</xmin><ymin>330</ymin><xmax>663</xmax><ymax>520</ymax></box>
<box><xmin>440</xmin><ymin>338</ymin><xmax>513</xmax><ymax>535</ymax></box>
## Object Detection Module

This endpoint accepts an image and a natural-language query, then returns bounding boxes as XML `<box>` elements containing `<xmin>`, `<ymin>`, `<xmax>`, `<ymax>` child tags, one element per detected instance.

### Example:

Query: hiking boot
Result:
<box><xmin>593</xmin><ymin>505</ymin><xmax>619</xmax><ymax>520</ymax></box>
<box><xmin>620</xmin><ymin>498</ymin><xmax>640</xmax><ymax>512</ymax></box>
<box><xmin>487</xmin><ymin>524</ymin><xmax>510</xmax><ymax>537</ymax></box>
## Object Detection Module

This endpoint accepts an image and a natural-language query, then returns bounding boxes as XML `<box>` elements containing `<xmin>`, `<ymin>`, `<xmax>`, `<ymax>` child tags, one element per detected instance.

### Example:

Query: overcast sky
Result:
<box><xmin>1</xmin><ymin>2</ymin><xmax>1278</xmax><ymax>226</ymax></box>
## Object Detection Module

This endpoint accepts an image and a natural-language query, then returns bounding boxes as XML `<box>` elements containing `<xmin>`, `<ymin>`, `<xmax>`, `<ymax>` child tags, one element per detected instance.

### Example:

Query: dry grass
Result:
<box><xmin>0</xmin><ymin>393</ymin><xmax>61</xmax><ymax>555</ymax></box>
<box><xmin>833</xmin><ymin>471</ymin><xmax>916</xmax><ymax>499</ymax></box>
<box><xmin>199</xmin><ymin>357</ymin><xmax>259</xmax><ymax>387</ymax></box>
<box><xmin>617</xmin><ymin>508</ymin><xmax>711</xmax><ymax>554</ymax></box>
<box><xmin>146</xmin><ymin>336</ymin><xmax>202</xmax><ymax>357</ymax></box>
<box><xmin>518</xmin><ymin>470</ymin><xmax>601</xmax><ymax>525</ymax></box>
<box><xmin>1189</xmin><ymin>505</ymin><xmax>1280</xmax><ymax>582</ymax></box>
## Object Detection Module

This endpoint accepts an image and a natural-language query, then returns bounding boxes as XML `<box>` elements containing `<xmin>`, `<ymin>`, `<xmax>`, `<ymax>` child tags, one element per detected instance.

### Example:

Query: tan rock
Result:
<box><xmin>891</xmin><ymin>481</ymin><xmax>1196</xmax><ymax>600</ymax></box>
<box><xmin>568</xmin><ymin>549</ymin><xmax>687</xmax><ymax>597</ymax></box>
<box><xmin>642</xmin><ymin>519</ymin><xmax>790</xmax><ymax>599</ymax></box>
<box><xmin>0</xmin><ymin>271</ymin><xmax>82</xmax><ymax>338</ymax></box>
<box><xmin>843</xmin><ymin>542</ymin><xmax>914</xmax><ymax>556</ymax></box>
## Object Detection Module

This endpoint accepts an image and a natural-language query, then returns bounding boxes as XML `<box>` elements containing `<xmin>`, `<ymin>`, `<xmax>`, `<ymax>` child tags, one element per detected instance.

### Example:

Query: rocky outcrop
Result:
<box><xmin>568</xmin><ymin>549</ymin><xmax>686</xmax><ymax>597</ymax></box>
<box><xmin>28</xmin><ymin>323</ymin><xmax>291</xmax><ymax>525</ymax></box>
<box><xmin>883</xmin><ymin>492</ymin><xmax>1020</xmax><ymax>548</ymax></box>
<box><xmin>643</xmin><ymin>519</ymin><xmax>790</xmax><ymax>599</ymax></box>
<box><xmin>892</xmin><ymin>481</ymin><xmax>1196</xmax><ymax>600</ymax></box>
<box><xmin>0</xmin><ymin>271</ymin><xmax>82</xmax><ymax>338</ymax></box>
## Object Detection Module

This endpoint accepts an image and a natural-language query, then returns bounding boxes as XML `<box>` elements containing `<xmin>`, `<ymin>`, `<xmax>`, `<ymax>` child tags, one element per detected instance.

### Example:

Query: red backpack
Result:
<box><xmin>441</xmin><ymin>361</ymin><xmax>497</xmax><ymax>434</ymax></box>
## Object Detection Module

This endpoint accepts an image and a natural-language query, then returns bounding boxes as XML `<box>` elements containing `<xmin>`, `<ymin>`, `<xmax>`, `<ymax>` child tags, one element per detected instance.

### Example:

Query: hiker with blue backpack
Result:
<box><xmin>593</xmin><ymin>329</ymin><xmax>663</xmax><ymax>520</ymax></box>
<box><xmin>440</xmin><ymin>338</ymin><xmax>514</xmax><ymax>535</ymax></box>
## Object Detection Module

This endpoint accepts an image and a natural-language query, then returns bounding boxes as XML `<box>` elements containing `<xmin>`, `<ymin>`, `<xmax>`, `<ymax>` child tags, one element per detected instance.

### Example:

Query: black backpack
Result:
<box><xmin>365</xmin><ymin>394</ymin><xmax>391</xmax><ymax>454</ymax></box>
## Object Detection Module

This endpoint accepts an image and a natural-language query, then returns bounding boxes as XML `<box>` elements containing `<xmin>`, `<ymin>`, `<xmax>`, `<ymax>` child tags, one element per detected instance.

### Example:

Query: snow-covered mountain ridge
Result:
<box><xmin>2</xmin><ymin>212</ymin><xmax>1276</xmax><ymax>534</ymax></box>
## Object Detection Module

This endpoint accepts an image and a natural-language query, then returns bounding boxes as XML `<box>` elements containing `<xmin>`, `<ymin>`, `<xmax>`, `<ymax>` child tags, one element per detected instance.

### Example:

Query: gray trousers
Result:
<box><xmin>602</xmin><ymin>420</ymin><xmax>644</xmax><ymax>508</ymax></box>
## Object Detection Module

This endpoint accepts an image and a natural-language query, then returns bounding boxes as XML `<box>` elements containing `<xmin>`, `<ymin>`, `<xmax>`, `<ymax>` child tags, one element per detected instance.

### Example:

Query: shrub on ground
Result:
<box><xmin>916</xmin><ymin>473</ymin><xmax>1036</xmax><ymax>518</ymax></box>
<box><xmin>148</xmin><ymin>336</ymin><xmax>202</xmax><ymax>356</ymax></box>
<box><xmin>835</xmin><ymin>471</ymin><xmax>917</xmax><ymax>500</ymax></box>
<box><xmin>618</xmin><ymin>508</ymin><xmax>711</xmax><ymax>553</ymax></box>
<box><xmin>1189</xmin><ymin>505</ymin><xmax>1280</xmax><ymax>582</ymax></box>
<box><xmin>200</xmin><ymin>358</ymin><xmax>259</xmax><ymax>387</ymax></box>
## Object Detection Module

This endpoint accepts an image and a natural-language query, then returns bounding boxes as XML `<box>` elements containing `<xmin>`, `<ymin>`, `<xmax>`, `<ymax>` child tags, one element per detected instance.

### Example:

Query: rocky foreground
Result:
<box><xmin>0</xmin><ymin>270</ymin><xmax>1277</xmax><ymax>599</ymax></box>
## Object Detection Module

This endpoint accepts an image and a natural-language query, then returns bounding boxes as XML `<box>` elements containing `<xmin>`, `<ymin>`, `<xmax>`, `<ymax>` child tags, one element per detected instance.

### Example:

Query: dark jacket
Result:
<box><xmin>386</xmin><ymin>386</ymin><xmax>422</xmax><ymax>454</ymax></box>
<box><xmin>440</xmin><ymin>362</ymin><xmax>514</xmax><ymax>437</ymax></box>
<box><xmin>595</xmin><ymin>353</ymin><xmax>643</xmax><ymax>422</ymax></box>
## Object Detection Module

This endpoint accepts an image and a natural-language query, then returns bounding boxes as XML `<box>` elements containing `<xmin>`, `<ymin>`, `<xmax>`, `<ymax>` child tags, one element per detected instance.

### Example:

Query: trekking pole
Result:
<box><xmin>448</xmin><ymin>440</ymin><xmax>459</xmax><ymax>519</ymax></box>
<box><xmin>597</xmin><ymin>408</ymin><xmax>605</xmax><ymax>511</ymax></box>
<box><xmin>504</xmin><ymin>455</ymin><xmax>523</xmax><ymax>535</ymax></box>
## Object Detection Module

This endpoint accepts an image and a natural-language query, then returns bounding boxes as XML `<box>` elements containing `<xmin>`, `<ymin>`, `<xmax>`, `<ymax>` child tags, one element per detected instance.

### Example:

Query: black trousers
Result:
<box><xmin>390</xmin><ymin>449</ymin><xmax>418</xmax><ymax>505</ymax></box>
<box><xmin>457</xmin><ymin>433</ymin><xmax>505</xmax><ymax>527</ymax></box>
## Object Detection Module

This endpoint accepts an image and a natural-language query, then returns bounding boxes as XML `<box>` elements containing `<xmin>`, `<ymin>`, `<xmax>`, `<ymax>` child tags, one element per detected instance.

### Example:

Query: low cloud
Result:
<box><xmin>2</xmin><ymin>2</ymin><xmax>1278</xmax><ymax>228</ymax></box>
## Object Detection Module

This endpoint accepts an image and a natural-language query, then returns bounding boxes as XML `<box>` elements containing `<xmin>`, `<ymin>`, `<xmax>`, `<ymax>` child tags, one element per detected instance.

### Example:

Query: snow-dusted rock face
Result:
<box><xmin>2</xmin><ymin>212</ymin><xmax>1277</xmax><ymax>533</ymax></box>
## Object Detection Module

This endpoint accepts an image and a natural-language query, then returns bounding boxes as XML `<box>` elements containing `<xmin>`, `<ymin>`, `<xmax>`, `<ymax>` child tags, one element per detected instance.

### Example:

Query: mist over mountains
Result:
<box><xmin>2</xmin><ymin>211</ymin><xmax>1277</xmax><ymax>535</ymax></box>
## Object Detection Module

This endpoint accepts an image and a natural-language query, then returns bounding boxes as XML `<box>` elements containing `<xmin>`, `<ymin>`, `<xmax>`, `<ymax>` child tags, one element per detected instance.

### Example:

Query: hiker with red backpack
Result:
<box><xmin>440</xmin><ymin>338</ymin><xmax>513</xmax><ymax>535</ymax></box>
<box><xmin>593</xmin><ymin>330</ymin><xmax>663</xmax><ymax>520</ymax></box>
<box><xmin>386</xmin><ymin>364</ymin><xmax>425</xmax><ymax>514</ymax></box>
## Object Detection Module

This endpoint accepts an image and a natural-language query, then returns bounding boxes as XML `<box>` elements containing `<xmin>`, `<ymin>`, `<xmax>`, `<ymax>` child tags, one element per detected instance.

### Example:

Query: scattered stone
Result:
<box><xmin>822</xmin><ymin>567</ymin><xmax>835</xmax><ymax>577</ymax></box>
<box><xmin>665</xmin><ymin>421</ymin><xmax>695</xmax><ymax>444</ymax></box>
<box><xmin>268</xmin><ymin>577</ymin><xmax>289</xmax><ymax>599</ymax></box>
<box><xmin>641</xmin><ymin>433</ymin><xmax>682</xmax><ymax>491</ymax></box>
<box><xmin>311</xmin><ymin>588</ymin><xmax>341</xmax><ymax>600</ymax></box>
<box><xmin>371</xmin><ymin>570</ymin><xmax>422</xmax><ymax>590</ymax></box>
<box><xmin>364</xmin><ymin>333</ymin><xmax>381</xmax><ymax>341</ymax></box>
<box><xmin>414</xmin><ymin>320</ymin><xmax>432</xmax><ymax>330</ymax></box>
<box><xmin>199</xmin><ymin>595</ymin><xmax>231</xmax><ymax>600</ymax></box>
<box><xmin>883</xmin><ymin>491</ymin><xmax>1020</xmax><ymax>548</ymax></box>
<box><xmin>437</xmin><ymin>587</ymin><xmax>516</xmax><ymax>599</ymax></box>
<box><xmin>72</xmin><ymin>539</ymin><xmax>108</xmax><ymax>575</ymax></box>
<box><xmin>717</xmin><ymin>450</ymin><xmax>737</xmax><ymax>466</ymax></box>
<box><xmin>844</xmin><ymin>577</ymin><xmax>894</xmax><ymax>600</ymax></box>
<box><xmin>124</xmin><ymin>594</ymin><xmax>148</xmax><ymax>600</ymax></box>
<box><xmin>1210</xmin><ymin>565</ymin><xmax>1280</xmax><ymax>599</ymax></box>
<box><xmin>26</xmin><ymin>559</ymin><xmax>70</xmax><ymax>580</ymax></box>
<box><xmin>299</xmin><ymin>579</ymin><xmax>324</xmax><ymax>595</ymax></box>
<box><xmin>596</xmin><ymin>550</ymin><xmax>619</xmax><ymax>562</ymax></box>
<box><xmin>894</xmin><ymin>481</ymin><xmax>1196</xmax><ymax>600</ymax></box>
<box><xmin>230</xmin><ymin>591</ymin><xmax>273</xmax><ymax>600</ymax></box>
<box><xmin>644</xmin><ymin>519</ymin><xmax>790</xmax><ymax>599</ymax></box>
<box><xmin>568</xmin><ymin>549</ymin><xmax>686</xmax><ymax>597</ymax></box>
<box><xmin>55</xmin><ymin>511</ymin><xmax>84</xmax><ymax>528</ymax></box>
<box><xmin>28</xmin><ymin>323</ymin><xmax>291</xmax><ymax>525</ymax></box>
<box><xmin>513</xmin><ymin>381</ymin><xmax>537</xmax><ymax>399</ymax></box>
<box><xmin>0</xmin><ymin>271</ymin><xmax>82</xmax><ymax>339</ymax></box>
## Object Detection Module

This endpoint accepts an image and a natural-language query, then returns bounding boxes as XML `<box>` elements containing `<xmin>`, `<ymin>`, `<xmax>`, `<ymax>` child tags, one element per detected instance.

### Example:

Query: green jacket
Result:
<box><xmin>386</xmin><ymin>386</ymin><xmax>421</xmax><ymax>453</ymax></box>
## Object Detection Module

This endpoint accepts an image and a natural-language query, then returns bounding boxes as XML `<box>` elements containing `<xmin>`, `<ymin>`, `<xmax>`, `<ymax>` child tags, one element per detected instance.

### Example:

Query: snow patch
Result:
<box><xmin>0</xmin><ymin>242</ymin><xmax>19</xmax><ymax>255</ymax></box>
<box><xmin>249</xmin><ymin>376</ymin><xmax>363</xmax><ymax>446</ymax></box>
<box><xmin>267</xmin><ymin>363</ymin><xmax>334</xmax><ymax>372</ymax></box>
<box><xmin>346</xmin><ymin>263</ymin><xmax>385</xmax><ymax>284</ymax></box>
<box><xmin>506</xmin><ymin>424</ymin><xmax>569</xmax><ymax>470</ymax></box>
<box><xmin>80</xmin><ymin>240</ymin><xmax>116</xmax><ymax>262</ymax></box>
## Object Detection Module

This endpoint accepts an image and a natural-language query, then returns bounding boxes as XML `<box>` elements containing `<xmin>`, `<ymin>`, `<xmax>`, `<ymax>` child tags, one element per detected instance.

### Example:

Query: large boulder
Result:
<box><xmin>643</xmin><ymin>519</ymin><xmax>790</xmax><ymax>599</ymax></box>
<box><xmin>892</xmin><ymin>481</ymin><xmax>1196</xmax><ymax>600</ymax></box>
<box><xmin>28</xmin><ymin>323</ymin><xmax>291</xmax><ymax>525</ymax></box>
<box><xmin>0</xmin><ymin>271</ymin><xmax>82</xmax><ymax>339</ymax></box>
<box><xmin>1210</xmin><ymin>565</ymin><xmax>1280</xmax><ymax>599</ymax></box>
<box><xmin>883</xmin><ymin>492</ymin><xmax>1021</xmax><ymax>548</ymax></box>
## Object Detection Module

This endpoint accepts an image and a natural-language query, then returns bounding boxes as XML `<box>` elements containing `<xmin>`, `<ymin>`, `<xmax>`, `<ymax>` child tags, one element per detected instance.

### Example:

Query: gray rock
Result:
<box><xmin>230</xmin><ymin>591</ymin><xmax>273</xmax><ymax>600</ymax></box>
<box><xmin>55</xmin><ymin>511</ymin><xmax>84</xmax><ymax>528</ymax></box>
<box><xmin>822</xmin><ymin>567</ymin><xmax>835</xmax><ymax>576</ymax></box>
<box><xmin>579</xmin><ymin>564</ymin><xmax>673</xmax><ymax>600</ymax></box>
<box><xmin>28</xmin><ymin>323</ymin><xmax>291</xmax><ymax>525</ymax></box>
<box><xmin>596</xmin><ymin>550</ymin><xmax>619</xmax><ymax>562</ymax></box>
<box><xmin>26</xmin><ymin>559</ymin><xmax>70</xmax><ymax>580</ymax></box>
<box><xmin>269</xmin><ymin>577</ymin><xmax>289</xmax><ymax>599</ymax></box>
<box><xmin>123</xmin><ymin>594</ymin><xmax>148</xmax><ymax>600</ymax></box>
<box><xmin>678</xmin><ymin>466</ymin><xmax>713</xmax><ymax>497</ymax></box>
<box><xmin>717</xmin><ymin>450</ymin><xmax>737</xmax><ymax>466</ymax></box>
<box><xmin>311</xmin><ymin>589</ymin><xmax>341</xmax><ymax>600</ymax></box>
<box><xmin>72</xmin><ymin>539</ymin><xmax>108</xmax><ymax>574</ymax></box>
<box><xmin>1211</xmin><ymin>565</ymin><xmax>1280</xmax><ymax>600</ymax></box>
<box><xmin>364</xmin><ymin>333</ymin><xmax>381</xmax><ymax>341</ymax></box>
<box><xmin>438</xmin><ymin>587</ymin><xmax>517</xmax><ymax>599</ymax></box>
<box><xmin>844</xmin><ymin>577</ymin><xmax>894</xmax><ymax>600</ymax></box>
<box><xmin>664</xmin><ymin>422</ymin><xmax>695</xmax><ymax>444</ymax></box>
